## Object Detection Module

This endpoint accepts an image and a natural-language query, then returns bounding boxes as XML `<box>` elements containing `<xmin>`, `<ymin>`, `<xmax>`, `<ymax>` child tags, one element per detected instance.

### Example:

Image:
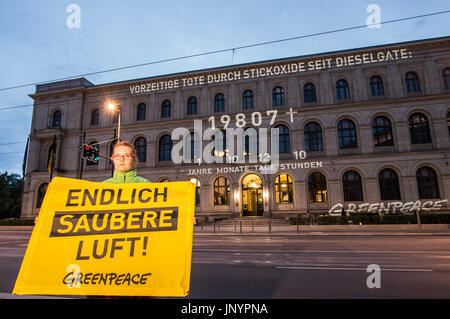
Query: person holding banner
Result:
<box><xmin>104</xmin><ymin>141</ymin><xmax>150</xmax><ymax>184</ymax></box>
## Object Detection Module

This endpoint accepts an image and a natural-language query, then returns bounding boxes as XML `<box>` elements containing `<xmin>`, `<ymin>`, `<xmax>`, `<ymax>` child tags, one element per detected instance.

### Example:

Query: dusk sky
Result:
<box><xmin>1</xmin><ymin>0</ymin><xmax>449</xmax><ymax>175</ymax></box>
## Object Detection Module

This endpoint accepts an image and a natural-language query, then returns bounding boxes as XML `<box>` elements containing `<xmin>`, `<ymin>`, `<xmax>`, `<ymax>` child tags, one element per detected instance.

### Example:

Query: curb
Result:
<box><xmin>193</xmin><ymin>231</ymin><xmax>450</xmax><ymax>236</ymax></box>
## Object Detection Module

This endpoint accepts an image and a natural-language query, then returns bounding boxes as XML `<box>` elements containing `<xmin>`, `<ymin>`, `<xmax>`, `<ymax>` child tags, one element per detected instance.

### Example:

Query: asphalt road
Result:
<box><xmin>1</xmin><ymin>230</ymin><xmax>449</xmax><ymax>298</ymax></box>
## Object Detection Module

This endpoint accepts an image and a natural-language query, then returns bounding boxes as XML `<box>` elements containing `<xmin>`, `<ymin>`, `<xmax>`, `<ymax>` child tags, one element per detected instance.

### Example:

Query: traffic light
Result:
<box><xmin>82</xmin><ymin>144</ymin><xmax>99</xmax><ymax>163</ymax></box>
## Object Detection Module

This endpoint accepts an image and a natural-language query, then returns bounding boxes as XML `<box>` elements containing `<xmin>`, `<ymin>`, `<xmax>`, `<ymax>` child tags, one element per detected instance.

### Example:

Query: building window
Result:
<box><xmin>187</xmin><ymin>97</ymin><xmax>197</xmax><ymax>115</ymax></box>
<box><xmin>36</xmin><ymin>183</ymin><xmax>48</xmax><ymax>209</ymax></box>
<box><xmin>370</xmin><ymin>75</ymin><xmax>384</xmax><ymax>96</ymax></box>
<box><xmin>304</xmin><ymin>122</ymin><xmax>323</xmax><ymax>151</ymax></box>
<box><xmin>189</xmin><ymin>178</ymin><xmax>201</xmax><ymax>206</ymax></box>
<box><xmin>272</xmin><ymin>86</ymin><xmax>285</xmax><ymax>106</ymax></box>
<box><xmin>214</xmin><ymin>176</ymin><xmax>230</xmax><ymax>205</ymax></box>
<box><xmin>243</xmin><ymin>90</ymin><xmax>254</xmax><ymax>109</ymax></box>
<box><xmin>91</xmin><ymin>109</ymin><xmax>99</xmax><ymax>126</ymax></box>
<box><xmin>447</xmin><ymin>111</ymin><xmax>450</xmax><ymax>137</ymax></box>
<box><xmin>405</xmin><ymin>72</ymin><xmax>421</xmax><ymax>93</ymax></box>
<box><xmin>443</xmin><ymin>68</ymin><xmax>450</xmax><ymax>89</ymax></box>
<box><xmin>159</xmin><ymin>135</ymin><xmax>172</xmax><ymax>161</ymax></box>
<box><xmin>372</xmin><ymin>116</ymin><xmax>393</xmax><ymax>147</ymax></box>
<box><xmin>134</xmin><ymin>137</ymin><xmax>147</xmax><ymax>162</ymax></box>
<box><xmin>378</xmin><ymin>168</ymin><xmax>401</xmax><ymax>200</ymax></box>
<box><xmin>86</xmin><ymin>141</ymin><xmax>99</xmax><ymax>166</ymax></box>
<box><xmin>212</xmin><ymin>129</ymin><xmax>227</xmax><ymax>158</ymax></box>
<box><xmin>214</xmin><ymin>93</ymin><xmax>225</xmax><ymax>112</ymax></box>
<box><xmin>275</xmin><ymin>124</ymin><xmax>290</xmax><ymax>153</ymax></box>
<box><xmin>409</xmin><ymin>113</ymin><xmax>431</xmax><ymax>144</ymax></box>
<box><xmin>342</xmin><ymin>170</ymin><xmax>363</xmax><ymax>202</ymax></box>
<box><xmin>137</xmin><ymin>103</ymin><xmax>146</xmax><ymax>121</ymax></box>
<box><xmin>416</xmin><ymin>166</ymin><xmax>440</xmax><ymax>199</ymax></box>
<box><xmin>275</xmin><ymin>174</ymin><xmax>293</xmax><ymax>204</ymax></box>
<box><xmin>336</xmin><ymin>79</ymin><xmax>350</xmax><ymax>100</ymax></box>
<box><xmin>188</xmin><ymin>132</ymin><xmax>201</xmax><ymax>161</ymax></box>
<box><xmin>244</xmin><ymin>128</ymin><xmax>259</xmax><ymax>157</ymax></box>
<box><xmin>161</xmin><ymin>100</ymin><xmax>171</xmax><ymax>118</ymax></box>
<box><xmin>303</xmin><ymin>83</ymin><xmax>317</xmax><ymax>103</ymax></box>
<box><xmin>52</xmin><ymin>110</ymin><xmax>61</xmax><ymax>127</ymax></box>
<box><xmin>337</xmin><ymin>119</ymin><xmax>358</xmax><ymax>149</ymax></box>
<box><xmin>308</xmin><ymin>172</ymin><xmax>328</xmax><ymax>203</ymax></box>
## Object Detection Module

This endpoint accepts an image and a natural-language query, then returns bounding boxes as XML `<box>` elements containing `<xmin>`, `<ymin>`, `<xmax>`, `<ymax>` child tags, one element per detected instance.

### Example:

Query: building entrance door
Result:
<box><xmin>241</xmin><ymin>174</ymin><xmax>263</xmax><ymax>216</ymax></box>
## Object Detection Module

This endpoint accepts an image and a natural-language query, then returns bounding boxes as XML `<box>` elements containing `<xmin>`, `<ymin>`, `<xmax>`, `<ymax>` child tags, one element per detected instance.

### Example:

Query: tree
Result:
<box><xmin>0</xmin><ymin>172</ymin><xmax>23</xmax><ymax>219</ymax></box>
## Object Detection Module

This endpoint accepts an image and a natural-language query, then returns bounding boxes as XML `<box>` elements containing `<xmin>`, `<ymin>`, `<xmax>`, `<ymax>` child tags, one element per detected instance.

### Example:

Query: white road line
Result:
<box><xmin>276</xmin><ymin>266</ymin><xmax>433</xmax><ymax>272</ymax></box>
<box><xmin>192</xmin><ymin>248</ymin><xmax>449</xmax><ymax>254</ymax></box>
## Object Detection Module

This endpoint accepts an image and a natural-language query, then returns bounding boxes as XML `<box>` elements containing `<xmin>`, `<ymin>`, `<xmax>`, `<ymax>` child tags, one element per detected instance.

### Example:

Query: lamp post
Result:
<box><xmin>108</xmin><ymin>103</ymin><xmax>121</xmax><ymax>141</ymax></box>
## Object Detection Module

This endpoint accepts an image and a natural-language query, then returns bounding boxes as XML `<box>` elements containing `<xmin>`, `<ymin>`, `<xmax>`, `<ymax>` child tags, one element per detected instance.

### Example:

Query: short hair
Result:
<box><xmin>112</xmin><ymin>141</ymin><xmax>139</xmax><ymax>168</ymax></box>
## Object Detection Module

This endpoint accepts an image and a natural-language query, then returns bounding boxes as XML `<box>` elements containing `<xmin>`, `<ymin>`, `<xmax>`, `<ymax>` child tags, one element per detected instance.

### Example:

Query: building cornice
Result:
<box><xmin>27</xmin><ymin>36</ymin><xmax>450</xmax><ymax>100</ymax></box>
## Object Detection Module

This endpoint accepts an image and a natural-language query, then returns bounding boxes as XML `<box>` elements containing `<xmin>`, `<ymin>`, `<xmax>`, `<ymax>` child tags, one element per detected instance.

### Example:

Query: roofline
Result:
<box><xmin>39</xmin><ymin>35</ymin><xmax>450</xmax><ymax>93</ymax></box>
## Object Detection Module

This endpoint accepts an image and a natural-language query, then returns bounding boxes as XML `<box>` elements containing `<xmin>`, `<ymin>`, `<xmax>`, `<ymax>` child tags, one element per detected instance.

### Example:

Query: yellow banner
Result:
<box><xmin>13</xmin><ymin>177</ymin><xmax>196</xmax><ymax>297</ymax></box>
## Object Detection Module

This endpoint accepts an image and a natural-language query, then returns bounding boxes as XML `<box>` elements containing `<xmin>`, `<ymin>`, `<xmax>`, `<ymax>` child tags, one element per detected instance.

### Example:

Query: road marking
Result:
<box><xmin>276</xmin><ymin>266</ymin><xmax>433</xmax><ymax>272</ymax></box>
<box><xmin>193</xmin><ymin>248</ymin><xmax>449</xmax><ymax>254</ymax></box>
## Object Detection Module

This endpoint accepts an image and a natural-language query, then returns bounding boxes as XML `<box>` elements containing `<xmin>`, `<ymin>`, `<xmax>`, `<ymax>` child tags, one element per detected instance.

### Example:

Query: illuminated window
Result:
<box><xmin>272</xmin><ymin>86</ymin><xmax>285</xmax><ymax>106</ymax></box>
<box><xmin>405</xmin><ymin>72</ymin><xmax>421</xmax><ymax>92</ymax></box>
<box><xmin>308</xmin><ymin>172</ymin><xmax>327</xmax><ymax>203</ymax></box>
<box><xmin>417</xmin><ymin>166</ymin><xmax>440</xmax><ymax>199</ymax></box>
<box><xmin>378</xmin><ymin>168</ymin><xmax>401</xmax><ymax>200</ymax></box>
<box><xmin>372</xmin><ymin>116</ymin><xmax>393</xmax><ymax>147</ymax></box>
<box><xmin>275</xmin><ymin>174</ymin><xmax>293</xmax><ymax>204</ymax></box>
<box><xmin>409</xmin><ymin>113</ymin><xmax>431</xmax><ymax>144</ymax></box>
<box><xmin>342</xmin><ymin>170</ymin><xmax>363</xmax><ymax>201</ymax></box>
<box><xmin>303</xmin><ymin>83</ymin><xmax>317</xmax><ymax>103</ymax></box>
<box><xmin>214</xmin><ymin>177</ymin><xmax>230</xmax><ymax>205</ymax></box>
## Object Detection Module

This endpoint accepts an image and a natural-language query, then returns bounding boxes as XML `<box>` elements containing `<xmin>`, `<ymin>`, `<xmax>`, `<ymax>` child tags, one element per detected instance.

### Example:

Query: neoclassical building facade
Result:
<box><xmin>21</xmin><ymin>36</ymin><xmax>450</xmax><ymax>220</ymax></box>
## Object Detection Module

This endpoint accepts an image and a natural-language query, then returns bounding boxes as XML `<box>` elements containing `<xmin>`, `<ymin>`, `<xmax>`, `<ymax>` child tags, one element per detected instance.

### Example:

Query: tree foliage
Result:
<box><xmin>0</xmin><ymin>171</ymin><xmax>23</xmax><ymax>218</ymax></box>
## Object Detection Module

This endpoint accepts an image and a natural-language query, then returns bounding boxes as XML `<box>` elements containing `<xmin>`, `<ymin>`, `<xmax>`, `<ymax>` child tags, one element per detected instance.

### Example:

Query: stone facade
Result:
<box><xmin>21</xmin><ymin>36</ymin><xmax>450</xmax><ymax>220</ymax></box>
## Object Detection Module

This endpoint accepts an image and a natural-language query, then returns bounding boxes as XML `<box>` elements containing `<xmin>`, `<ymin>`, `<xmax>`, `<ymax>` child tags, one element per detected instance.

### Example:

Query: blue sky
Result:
<box><xmin>0</xmin><ymin>0</ymin><xmax>449</xmax><ymax>175</ymax></box>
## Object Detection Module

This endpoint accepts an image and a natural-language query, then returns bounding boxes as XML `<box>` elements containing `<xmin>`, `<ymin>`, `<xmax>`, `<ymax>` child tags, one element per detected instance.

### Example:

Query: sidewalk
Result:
<box><xmin>1</xmin><ymin>225</ymin><xmax>450</xmax><ymax>236</ymax></box>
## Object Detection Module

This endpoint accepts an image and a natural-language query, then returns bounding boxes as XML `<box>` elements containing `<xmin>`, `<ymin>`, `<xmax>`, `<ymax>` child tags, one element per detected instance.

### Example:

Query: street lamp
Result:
<box><xmin>107</xmin><ymin>103</ymin><xmax>121</xmax><ymax>141</ymax></box>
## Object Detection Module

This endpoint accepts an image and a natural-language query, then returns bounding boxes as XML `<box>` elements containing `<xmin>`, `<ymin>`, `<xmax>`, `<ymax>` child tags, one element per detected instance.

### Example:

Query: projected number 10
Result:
<box><xmin>208</xmin><ymin>110</ymin><xmax>278</xmax><ymax>129</ymax></box>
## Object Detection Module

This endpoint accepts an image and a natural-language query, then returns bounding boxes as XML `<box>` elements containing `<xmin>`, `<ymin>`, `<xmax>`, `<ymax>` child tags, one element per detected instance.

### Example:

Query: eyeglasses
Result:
<box><xmin>111</xmin><ymin>153</ymin><xmax>133</xmax><ymax>160</ymax></box>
